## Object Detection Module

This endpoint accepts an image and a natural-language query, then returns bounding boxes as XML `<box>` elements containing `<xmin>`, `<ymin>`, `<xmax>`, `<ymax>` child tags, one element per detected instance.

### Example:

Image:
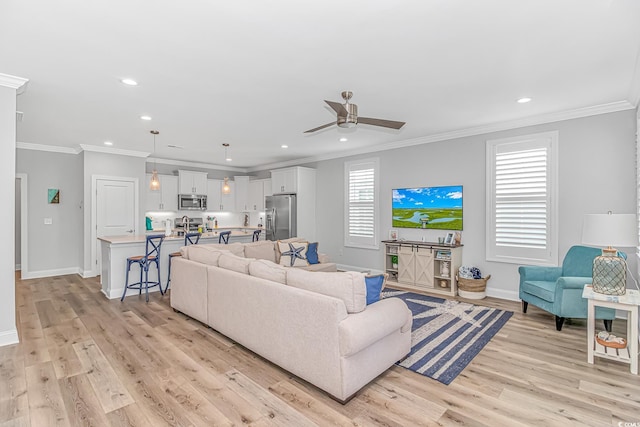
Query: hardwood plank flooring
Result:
<box><xmin>3</xmin><ymin>272</ymin><xmax>640</xmax><ymax>426</ymax></box>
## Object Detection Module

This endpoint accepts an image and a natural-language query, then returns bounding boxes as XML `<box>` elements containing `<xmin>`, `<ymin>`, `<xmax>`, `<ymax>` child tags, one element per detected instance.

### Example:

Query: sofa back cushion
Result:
<box><xmin>286</xmin><ymin>269</ymin><xmax>366</xmax><ymax>313</ymax></box>
<box><xmin>218</xmin><ymin>253</ymin><xmax>253</xmax><ymax>274</ymax></box>
<box><xmin>183</xmin><ymin>245</ymin><xmax>229</xmax><ymax>266</ymax></box>
<box><xmin>244</xmin><ymin>240</ymin><xmax>277</xmax><ymax>263</ymax></box>
<box><xmin>249</xmin><ymin>259</ymin><xmax>287</xmax><ymax>284</ymax></box>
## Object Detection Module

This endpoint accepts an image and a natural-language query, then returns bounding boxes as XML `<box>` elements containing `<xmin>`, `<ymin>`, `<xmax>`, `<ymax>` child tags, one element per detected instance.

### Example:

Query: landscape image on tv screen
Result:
<box><xmin>392</xmin><ymin>185</ymin><xmax>463</xmax><ymax>230</ymax></box>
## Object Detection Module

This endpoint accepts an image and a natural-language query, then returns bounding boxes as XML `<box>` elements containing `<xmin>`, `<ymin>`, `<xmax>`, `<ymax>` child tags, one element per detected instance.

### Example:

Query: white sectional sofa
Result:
<box><xmin>170</xmin><ymin>240</ymin><xmax>413</xmax><ymax>402</ymax></box>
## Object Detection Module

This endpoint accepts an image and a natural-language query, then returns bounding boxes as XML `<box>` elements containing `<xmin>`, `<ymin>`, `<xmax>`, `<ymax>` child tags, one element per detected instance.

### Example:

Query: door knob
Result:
<box><xmin>126</xmin><ymin>229</ymin><xmax>134</xmax><ymax>233</ymax></box>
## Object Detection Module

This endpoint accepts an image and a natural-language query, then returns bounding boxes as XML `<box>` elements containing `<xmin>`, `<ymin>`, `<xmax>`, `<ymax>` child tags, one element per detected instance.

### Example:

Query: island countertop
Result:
<box><xmin>99</xmin><ymin>229</ymin><xmax>261</xmax><ymax>244</ymax></box>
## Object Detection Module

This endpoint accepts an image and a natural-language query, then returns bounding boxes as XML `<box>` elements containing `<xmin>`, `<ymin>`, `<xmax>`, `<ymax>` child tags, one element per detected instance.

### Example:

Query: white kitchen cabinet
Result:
<box><xmin>270</xmin><ymin>168</ymin><xmax>297</xmax><ymax>193</ymax></box>
<box><xmin>248</xmin><ymin>178</ymin><xmax>271</xmax><ymax>211</ymax></box>
<box><xmin>178</xmin><ymin>170</ymin><xmax>208</xmax><ymax>194</ymax></box>
<box><xmin>206</xmin><ymin>178</ymin><xmax>236</xmax><ymax>211</ymax></box>
<box><xmin>145</xmin><ymin>174</ymin><xmax>178</xmax><ymax>212</ymax></box>
<box><xmin>234</xmin><ymin>176</ymin><xmax>250</xmax><ymax>211</ymax></box>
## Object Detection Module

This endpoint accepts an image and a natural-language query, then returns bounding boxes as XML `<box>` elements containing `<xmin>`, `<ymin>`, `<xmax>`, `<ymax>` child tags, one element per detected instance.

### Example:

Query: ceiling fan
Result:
<box><xmin>304</xmin><ymin>91</ymin><xmax>406</xmax><ymax>133</ymax></box>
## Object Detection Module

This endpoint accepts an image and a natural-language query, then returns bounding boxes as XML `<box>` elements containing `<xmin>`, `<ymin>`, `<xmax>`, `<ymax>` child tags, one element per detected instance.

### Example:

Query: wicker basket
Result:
<box><xmin>457</xmin><ymin>275</ymin><xmax>490</xmax><ymax>299</ymax></box>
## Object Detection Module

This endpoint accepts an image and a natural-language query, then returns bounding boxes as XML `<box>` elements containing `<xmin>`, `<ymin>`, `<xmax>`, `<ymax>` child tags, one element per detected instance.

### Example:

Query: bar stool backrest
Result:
<box><xmin>252</xmin><ymin>229</ymin><xmax>261</xmax><ymax>242</ymax></box>
<box><xmin>185</xmin><ymin>232</ymin><xmax>201</xmax><ymax>246</ymax></box>
<box><xmin>145</xmin><ymin>234</ymin><xmax>165</xmax><ymax>260</ymax></box>
<box><xmin>219</xmin><ymin>231</ymin><xmax>231</xmax><ymax>244</ymax></box>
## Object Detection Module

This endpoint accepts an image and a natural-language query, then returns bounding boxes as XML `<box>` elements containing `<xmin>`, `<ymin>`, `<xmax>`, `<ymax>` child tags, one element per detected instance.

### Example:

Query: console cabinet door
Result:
<box><xmin>398</xmin><ymin>245</ymin><xmax>416</xmax><ymax>285</ymax></box>
<box><xmin>414</xmin><ymin>246</ymin><xmax>434</xmax><ymax>288</ymax></box>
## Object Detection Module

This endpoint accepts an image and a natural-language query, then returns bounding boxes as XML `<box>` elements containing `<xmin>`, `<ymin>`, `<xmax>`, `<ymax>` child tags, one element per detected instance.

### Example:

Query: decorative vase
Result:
<box><xmin>440</xmin><ymin>261</ymin><xmax>450</xmax><ymax>278</ymax></box>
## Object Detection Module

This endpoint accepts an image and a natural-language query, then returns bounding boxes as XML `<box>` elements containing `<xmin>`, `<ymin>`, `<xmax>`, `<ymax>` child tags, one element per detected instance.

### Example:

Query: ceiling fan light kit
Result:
<box><xmin>305</xmin><ymin>90</ymin><xmax>405</xmax><ymax>133</ymax></box>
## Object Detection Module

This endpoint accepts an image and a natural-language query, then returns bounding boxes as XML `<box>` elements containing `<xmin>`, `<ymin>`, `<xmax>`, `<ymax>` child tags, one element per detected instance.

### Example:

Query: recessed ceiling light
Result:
<box><xmin>517</xmin><ymin>97</ymin><xmax>532</xmax><ymax>103</ymax></box>
<box><xmin>120</xmin><ymin>78</ymin><xmax>138</xmax><ymax>86</ymax></box>
<box><xmin>340</xmin><ymin>137</ymin><xmax>348</xmax><ymax>142</ymax></box>
<box><xmin>281</xmin><ymin>144</ymin><xmax>288</xmax><ymax>148</ymax></box>
<box><xmin>104</xmin><ymin>141</ymin><xmax>113</xmax><ymax>146</ymax></box>
<box><xmin>140</xmin><ymin>115</ymin><xmax>152</xmax><ymax>121</ymax></box>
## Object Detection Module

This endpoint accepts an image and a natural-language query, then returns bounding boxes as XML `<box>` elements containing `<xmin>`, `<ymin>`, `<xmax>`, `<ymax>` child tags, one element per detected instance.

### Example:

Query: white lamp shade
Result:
<box><xmin>581</xmin><ymin>213</ymin><xmax>637</xmax><ymax>248</ymax></box>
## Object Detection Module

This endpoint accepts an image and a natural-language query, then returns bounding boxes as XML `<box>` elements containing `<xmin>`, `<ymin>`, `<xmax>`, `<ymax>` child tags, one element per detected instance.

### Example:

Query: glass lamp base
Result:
<box><xmin>592</xmin><ymin>253</ymin><xmax>627</xmax><ymax>295</ymax></box>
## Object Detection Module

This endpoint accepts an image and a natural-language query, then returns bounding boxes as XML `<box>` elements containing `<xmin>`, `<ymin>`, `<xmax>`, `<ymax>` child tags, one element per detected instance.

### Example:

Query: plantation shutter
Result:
<box><xmin>345</xmin><ymin>158</ymin><xmax>379</xmax><ymax>249</ymax></box>
<box><xmin>486</xmin><ymin>132</ymin><xmax>558</xmax><ymax>265</ymax></box>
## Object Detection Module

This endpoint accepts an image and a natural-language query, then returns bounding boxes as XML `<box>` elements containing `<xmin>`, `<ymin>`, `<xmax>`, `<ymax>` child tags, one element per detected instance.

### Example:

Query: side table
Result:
<box><xmin>582</xmin><ymin>285</ymin><xmax>639</xmax><ymax>375</ymax></box>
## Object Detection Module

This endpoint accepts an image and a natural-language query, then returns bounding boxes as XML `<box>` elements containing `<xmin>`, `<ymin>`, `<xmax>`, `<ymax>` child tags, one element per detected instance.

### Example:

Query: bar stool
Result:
<box><xmin>252</xmin><ymin>229</ymin><xmax>261</xmax><ymax>241</ymax></box>
<box><xmin>121</xmin><ymin>234</ymin><xmax>165</xmax><ymax>303</ymax></box>
<box><xmin>219</xmin><ymin>231</ymin><xmax>231</xmax><ymax>244</ymax></box>
<box><xmin>165</xmin><ymin>232</ymin><xmax>200</xmax><ymax>292</ymax></box>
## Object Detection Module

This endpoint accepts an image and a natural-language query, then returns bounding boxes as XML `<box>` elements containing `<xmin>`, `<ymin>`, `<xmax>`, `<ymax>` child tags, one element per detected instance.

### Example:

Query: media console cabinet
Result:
<box><xmin>382</xmin><ymin>240</ymin><xmax>463</xmax><ymax>297</ymax></box>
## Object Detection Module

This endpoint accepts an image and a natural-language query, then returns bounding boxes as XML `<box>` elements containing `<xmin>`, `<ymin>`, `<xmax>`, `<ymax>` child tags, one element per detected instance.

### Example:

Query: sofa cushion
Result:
<box><xmin>306</xmin><ymin>242</ymin><xmax>319</xmax><ymax>264</ymax></box>
<box><xmin>286</xmin><ymin>269</ymin><xmax>366</xmax><ymax>313</ymax></box>
<box><xmin>244</xmin><ymin>240</ymin><xmax>277</xmax><ymax>263</ymax></box>
<box><xmin>249</xmin><ymin>259</ymin><xmax>287</xmax><ymax>284</ymax></box>
<box><xmin>183</xmin><ymin>245</ymin><xmax>229</xmax><ymax>266</ymax></box>
<box><xmin>278</xmin><ymin>241</ymin><xmax>309</xmax><ymax>267</ymax></box>
<box><xmin>364</xmin><ymin>273</ymin><xmax>388</xmax><ymax>305</ymax></box>
<box><xmin>218</xmin><ymin>253</ymin><xmax>253</xmax><ymax>274</ymax></box>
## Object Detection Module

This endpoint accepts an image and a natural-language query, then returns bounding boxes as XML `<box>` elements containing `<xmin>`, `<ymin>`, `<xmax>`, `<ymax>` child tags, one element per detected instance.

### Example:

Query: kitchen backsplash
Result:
<box><xmin>146</xmin><ymin>210</ymin><xmax>263</xmax><ymax>230</ymax></box>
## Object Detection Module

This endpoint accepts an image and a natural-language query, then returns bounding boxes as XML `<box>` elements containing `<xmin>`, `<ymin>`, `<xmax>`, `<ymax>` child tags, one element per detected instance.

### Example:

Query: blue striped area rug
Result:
<box><xmin>383</xmin><ymin>288</ymin><xmax>513</xmax><ymax>385</ymax></box>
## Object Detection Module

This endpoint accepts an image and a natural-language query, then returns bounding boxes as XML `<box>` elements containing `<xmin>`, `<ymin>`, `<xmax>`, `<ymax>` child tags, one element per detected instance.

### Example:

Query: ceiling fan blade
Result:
<box><xmin>324</xmin><ymin>100</ymin><xmax>348</xmax><ymax>116</ymax></box>
<box><xmin>357</xmin><ymin>117</ymin><xmax>406</xmax><ymax>130</ymax></box>
<box><xmin>304</xmin><ymin>122</ymin><xmax>335</xmax><ymax>133</ymax></box>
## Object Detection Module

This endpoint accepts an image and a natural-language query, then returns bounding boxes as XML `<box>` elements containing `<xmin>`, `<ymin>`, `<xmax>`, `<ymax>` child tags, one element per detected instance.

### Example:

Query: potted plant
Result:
<box><xmin>391</xmin><ymin>255</ymin><xmax>398</xmax><ymax>269</ymax></box>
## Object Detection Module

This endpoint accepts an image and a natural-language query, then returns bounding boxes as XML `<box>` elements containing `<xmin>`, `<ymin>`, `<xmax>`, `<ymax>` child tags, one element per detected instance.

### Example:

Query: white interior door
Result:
<box><xmin>95</xmin><ymin>179</ymin><xmax>136</xmax><ymax>273</ymax></box>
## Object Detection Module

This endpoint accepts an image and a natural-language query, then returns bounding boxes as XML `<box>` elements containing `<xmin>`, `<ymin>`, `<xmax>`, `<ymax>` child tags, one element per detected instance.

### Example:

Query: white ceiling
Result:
<box><xmin>2</xmin><ymin>0</ymin><xmax>640</xmax><ymax>171</ymax></box>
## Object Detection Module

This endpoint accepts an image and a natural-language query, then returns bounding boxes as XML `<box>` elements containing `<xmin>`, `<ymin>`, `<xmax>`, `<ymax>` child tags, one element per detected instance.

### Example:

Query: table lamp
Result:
<box><xmin>581</xmin><ymin>212</ymin><xmax>637</xmax><ymax>295</ymax></box>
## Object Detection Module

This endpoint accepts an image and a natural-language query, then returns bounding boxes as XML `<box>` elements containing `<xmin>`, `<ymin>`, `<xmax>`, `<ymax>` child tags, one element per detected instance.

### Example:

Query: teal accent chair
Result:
<box><xmin>518</xmin><ymin>245</ymin><xmax>619</xmax><ymax>331</ymax></box>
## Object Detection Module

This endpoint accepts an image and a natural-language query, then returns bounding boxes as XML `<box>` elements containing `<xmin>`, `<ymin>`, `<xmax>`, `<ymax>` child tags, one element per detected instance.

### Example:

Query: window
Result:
<box><xmin>344</xmin><ymin>158</ymin><xmax>379</xmax><ymax>249</ymax></box>
<box><xmin>486</xmin><ymin>131</ymin><xmax>558</xmax><ymax>265</ymax></box>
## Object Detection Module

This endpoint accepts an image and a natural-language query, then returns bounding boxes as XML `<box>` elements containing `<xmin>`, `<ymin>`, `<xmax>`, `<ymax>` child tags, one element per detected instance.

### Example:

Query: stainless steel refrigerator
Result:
<box><xmin>265</xmin><ymin>194</ymin><xmax>297</xmax><ymax>241</ymax></box>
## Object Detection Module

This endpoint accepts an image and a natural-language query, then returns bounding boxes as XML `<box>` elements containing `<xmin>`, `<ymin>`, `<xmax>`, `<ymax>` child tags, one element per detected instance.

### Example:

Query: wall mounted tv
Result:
<box><xmin>392</xmin><ymin>185</ymin><xmax>463</xmax><ymax>230</ymax></box>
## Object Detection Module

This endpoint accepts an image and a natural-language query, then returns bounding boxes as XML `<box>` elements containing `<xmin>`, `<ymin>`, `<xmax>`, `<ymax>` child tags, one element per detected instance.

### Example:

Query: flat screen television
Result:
<box><xmin>392</xmin><ymin>185</ymin><xmax>463</xmax><ymax>230</ymax></box>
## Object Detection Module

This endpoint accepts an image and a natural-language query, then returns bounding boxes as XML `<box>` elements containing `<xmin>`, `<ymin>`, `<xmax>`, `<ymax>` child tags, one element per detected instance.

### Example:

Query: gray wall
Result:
<box><xmin>82</xmin><ymin>151</ymin><xmax>147</xmax><ymax>275</ymax></box>
<box><xmin>16</xmin><ymin>149</ymin><xmax>83</xmax><ymax>274</ymax></box>
<box><xmin>312</xmin><ymin>110</ymin><xmax>637</xmax><ymax>300</ymax></box>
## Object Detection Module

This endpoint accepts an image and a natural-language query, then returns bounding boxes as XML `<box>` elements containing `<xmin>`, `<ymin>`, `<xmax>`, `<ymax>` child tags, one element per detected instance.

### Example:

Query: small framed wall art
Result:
<box><xmin>48</xmin><ymin>188</ymin><xmax>60</xmax><ymax>204</ymax></box>
<box><xmin>388</xmin><ymin>229</ymin><xmax>398</xmax><ymax>240</ymax></box>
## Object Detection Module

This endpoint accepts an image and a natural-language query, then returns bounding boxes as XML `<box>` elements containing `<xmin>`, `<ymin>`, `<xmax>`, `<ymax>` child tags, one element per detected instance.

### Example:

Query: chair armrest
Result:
<box><xmin>339</xmin><ymin>298</ymin><xmax>412</xmax><ymax>357</ymax></box>
<box><xmin>556</xmin><ymin>276</ymin><xmax>592</xmax><ymax>290</ymax></box>
<box><xmin>518</xmin><ymin>265</ymin><xmax>563</xmax><ymax>282</ymax></box>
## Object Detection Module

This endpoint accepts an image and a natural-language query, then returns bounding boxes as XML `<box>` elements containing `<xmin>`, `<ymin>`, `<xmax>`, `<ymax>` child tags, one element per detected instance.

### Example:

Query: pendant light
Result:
<box><xmin>221</xmin><ymin>143</ymin><xmax>231</xmax><ymax>195</ymax></box>
<box><xmin>149</xmin><ymin>130</ymin><xmax>160</xmax><ymax>191</ymax></box>
<box><xmin>222</xmin><ymin>177</ymin><xmax>231</xmax><ymax>195</ymax></box>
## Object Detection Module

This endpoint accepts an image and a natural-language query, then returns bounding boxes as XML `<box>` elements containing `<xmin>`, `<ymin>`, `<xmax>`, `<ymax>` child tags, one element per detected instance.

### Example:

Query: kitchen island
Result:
<box><xmin>98</xmin><ymin>229</ymin><xmax>257</xmax><ymax>299</ymax></box>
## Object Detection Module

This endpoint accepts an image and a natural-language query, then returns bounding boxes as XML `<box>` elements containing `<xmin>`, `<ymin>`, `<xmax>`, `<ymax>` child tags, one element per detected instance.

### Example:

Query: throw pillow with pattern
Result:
<box><xmin>277</xmin><ymin>241</ymin><xmax>309</xmax><ymax>267</ymax></box>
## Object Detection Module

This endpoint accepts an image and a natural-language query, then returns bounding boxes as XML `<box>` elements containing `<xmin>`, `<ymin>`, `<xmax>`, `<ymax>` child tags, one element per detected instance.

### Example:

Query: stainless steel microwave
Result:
<box><xmin>179</xmin><ymin>194</ymin><xmax>207</xmax><ymax>210</ymax></box>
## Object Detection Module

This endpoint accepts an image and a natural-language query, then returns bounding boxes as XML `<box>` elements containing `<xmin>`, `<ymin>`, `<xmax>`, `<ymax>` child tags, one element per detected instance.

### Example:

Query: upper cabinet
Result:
<box><xmin>234</xmin><ymin>176</ymin><xmax>250</xmax><ymax>212</ymax></box>
<box><xmin>145</xmin><ymin>174</ymin><xmax>178</xmax><ymax>212</ymax></box>
<box><xmin>178</xmin><ymin>170</ymin><xmax>208</xmax><ymax>194</ymax></box>
<box><xmin>248</xmin><ymin>178</ymin><xmax>271</xmax><ymax>211</ymax></box>
<box><xmin>270</xmin><ymin>168</ymin><xmax>297</xmax><ymax>194</ymax></box>
<box><xmin>206</xmin><ymin>178</ymin><xmax>236</xmax><ymax>212</ymax></box>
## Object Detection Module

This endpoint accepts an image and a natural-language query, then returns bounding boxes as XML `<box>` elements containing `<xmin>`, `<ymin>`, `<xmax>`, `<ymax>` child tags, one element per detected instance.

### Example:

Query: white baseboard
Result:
<box><xmin>81</xmin><ymin>270</ymin><xmax>98</xmax><ymax>279</ymax></box>
<box><xmin>0</xmin><ymin>329</ymin><xmax>19</xmax><ymax>347</ymax></box>
<box><xmin>21</xmin><ymin>267</ymin><xmax>82</xmax><ymax>280</ymax></box>
<box><xmin>486</xmin><ymin>288</ymin><xmax>520</xmax><ymax>301</ymax></box>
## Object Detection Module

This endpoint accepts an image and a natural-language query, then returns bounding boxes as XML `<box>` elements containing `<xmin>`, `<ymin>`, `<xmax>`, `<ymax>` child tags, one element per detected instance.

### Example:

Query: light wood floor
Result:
<box><xmin>2</xmin><ymin>273</ymin><xmax>639</xmax><ymax>427</ymax></box>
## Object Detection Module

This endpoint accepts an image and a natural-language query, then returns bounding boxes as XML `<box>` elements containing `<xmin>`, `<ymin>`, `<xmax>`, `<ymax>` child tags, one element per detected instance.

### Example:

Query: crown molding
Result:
<box><xmin>79</xmin><ymin>144</ymin><xmax>149</xmax><ymax>158</ymax></box>
<box><xmin>151</xmin><ymin>156</ymin><xmax>248</xmax><ymax>173</ymax></box>
<box><xmin>0</xmin><ymin>73</ymin><xmax>29</xmax><ymax>94</ymax></box>
<box><xmin>248</xmin><ymin>100</ymin><xmax>637</xmax><ymax>172</ymax></box>
<box><xmin>17</xmin><ymin>141</ymin><xmax>79</xmax><ymax>154</ymax></box>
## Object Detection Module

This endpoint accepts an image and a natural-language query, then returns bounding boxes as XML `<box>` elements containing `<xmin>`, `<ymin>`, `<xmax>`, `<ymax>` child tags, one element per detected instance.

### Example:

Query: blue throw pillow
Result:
<box><xmin>307</xmin><ymin>242</ymin><xmax>319</xmax><ymax>264</ymax></box>
<box><xmin>365</xmin><ymin>274</ymin><xmax>386</xmax><ymax>305</ymax></box>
